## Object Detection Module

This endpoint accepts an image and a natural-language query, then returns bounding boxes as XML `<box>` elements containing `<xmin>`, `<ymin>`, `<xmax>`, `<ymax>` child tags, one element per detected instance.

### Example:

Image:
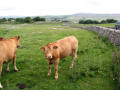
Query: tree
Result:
<box><xmin>79</xmin><ymin>19</ymin><xmax>100</xmax><ymax>24</ymax></box>
<box><xmin>15</xmin><ymin>18</ymin><xmax>24</xmax><ymax>23</ymax></box>
<box><xmin>92</xmin><ymin>20</ymin><xmax>99</xmax><ymax>24</ymax></box>
<box><xmin>79</xmin><ymin>20</ymin><xmax>85</xmax><ymax>24</ymax></box>
<box><xmin>106</xmin><ymin>19</ymin><xmax>117</xmax><ymax>23</ymax></box>
<box><xmin>0</xmin><ymin>18</ymin><xmax>7</xmax><ymax>24</ymax></box>
<box><xmin>40</xmin><ymin>18</ymin><xmax>45</xmax><ymax>21</ymax></box>
<box><xmin>79</xmin><ymin>19</ymin><xmax>118</xmax><ymax>24</ymax></box>
<box><xmin>24</xmin><ymin>17</ymin><xmax>32</xmax><ymax>23</ymax></box>
<box><xmin>33</xmin><ymin>17</ymin><xmax>46</xmax><ymax>22</ymax></box>
<box><xmin>85</xmin><ymin>20</ymin><xmax>93</xmax><ymax>24</ymax></box>
<box><xmin>101</xmin><ymin>20</ymin><xmax>107</xmax><ymax>24</ymax></box>
<box><xmin>8</xmin><ymin>18</ymin><xmax>14</xmax><ymax>21</ymax></box>
<box><xmin>33</xmin><ymin>17</ymin><xmax>41</xmax><ymax>21</ymax></box>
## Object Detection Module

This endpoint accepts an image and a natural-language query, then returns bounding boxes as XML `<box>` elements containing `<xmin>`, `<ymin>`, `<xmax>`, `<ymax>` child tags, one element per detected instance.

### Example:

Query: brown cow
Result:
<box><xmin>40</xmin><ymin>36</ymin><xmax>78</xmax><ymax>80</ymax></box>
<box><xmin>0</xmin><ymin>36</ymin><xmax>20</xmax><ymax>88</ymax></box>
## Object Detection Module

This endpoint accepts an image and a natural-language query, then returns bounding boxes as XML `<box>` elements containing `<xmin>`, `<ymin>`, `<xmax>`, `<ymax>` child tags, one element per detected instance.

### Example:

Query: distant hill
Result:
<box><xmin>1</xmin><ymin>13</ymin><xmax>120</xmax><ymax>23</ymax></box>
<box><xmin>72</xmin><ymin>13</ymin><xmax>120</xmax><ymax>19</ymax></box>
<box><xmin>65</xmin><ymin>13</ymin><xmax>120</xmax><ymax>22</ymax></box>
<box><xmin>42</xmin><ymin>13</ymin><xmax>120</xmax><ymax>23</ymax></box>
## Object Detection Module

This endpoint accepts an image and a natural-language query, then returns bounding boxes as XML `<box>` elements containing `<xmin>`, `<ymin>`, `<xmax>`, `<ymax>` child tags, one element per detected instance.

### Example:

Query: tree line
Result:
<box><xmin>0</xmin><ymin>16</ymin><xmax>46</xmax><ymax>24</ymax></box>
<box><xmin>79</xmin><ymin>19</ymin><xmax>118</xmax><ymax>24</ymax></box>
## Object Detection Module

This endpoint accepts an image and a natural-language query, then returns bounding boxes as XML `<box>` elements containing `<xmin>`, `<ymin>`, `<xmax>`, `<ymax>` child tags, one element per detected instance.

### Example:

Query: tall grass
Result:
<box><xmin>97</xmin><ymin>35</ymin><xmax>120</xmax><ymax>90</ymax></box>
<box><xmin>112</xmin><ymin>47</ymin><xmax>120</xmax><ymax>90</ymax></box>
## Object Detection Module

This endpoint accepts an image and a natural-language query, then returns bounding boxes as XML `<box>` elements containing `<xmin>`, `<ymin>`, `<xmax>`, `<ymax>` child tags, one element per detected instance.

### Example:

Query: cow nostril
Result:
<box><xmin>47</xmin><ymin>56</ymin><xmax>52</xmax><ymax>59</ymax></box>
<box><xmin>17</xmin><ymin>46</ymin><xmax>20</xmax><ymax>48</ymax></box>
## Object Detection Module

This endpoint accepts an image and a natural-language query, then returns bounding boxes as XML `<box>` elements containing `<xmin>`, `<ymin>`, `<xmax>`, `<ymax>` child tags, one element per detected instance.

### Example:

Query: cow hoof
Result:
<box><xmin>0</xmin><ymin>87</ymin><xmax>2</xmax><ymax>89</ymax></box>
<box><xmin>48</xmin><ymin>73</ymin><xmax>51</xmax><ymax>76</ymax></box>
<box><xmin>14</xmin><ymin>69</ymin><xmax>18</xmax><ymax>72</ymax></box>
<box><xmin>6</xmin><ymin>70</ymin><xmax>10</xmax><ymax>72</ymax></box>
<box><xmin>55</xmin><ymin>76</ymin><xmax>58</xmax><ymax>80</ymax></box>
<box><xmin>70</xmin><ymin>64</ymin><xmax>74</xmax><ymax>69</ymax></box>
<box><xmin>0</xmin><ymin>83</ymin><xmax>3</xmax><ymax>89</ymax></box>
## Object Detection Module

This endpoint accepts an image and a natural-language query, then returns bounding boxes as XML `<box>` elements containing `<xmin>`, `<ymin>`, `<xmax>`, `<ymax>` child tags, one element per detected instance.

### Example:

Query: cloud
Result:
<box><xmin>88</xmin><ymin>1</ymin><xmax>101</xmax><ymax>5</ymax></box>
<box><xmin>0</xmin><ymin>0</ymin><xmax>120</xmax><ymax>16</ymax></box>
<box><xmin>0</xmin><ymin>8</ymin><xmax>15</xmax><ymax>11</ymax></box>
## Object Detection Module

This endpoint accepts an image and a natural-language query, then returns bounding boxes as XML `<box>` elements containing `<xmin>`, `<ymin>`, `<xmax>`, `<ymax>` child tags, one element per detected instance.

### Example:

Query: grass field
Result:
<box><xmin>0</xmin><ymin>23</ymin><xmax>115</xmax><ymax>90</ymax></box>
<box><xmin>70</xmin><ymin>23</ymin><xmax>115</xmax><ymax>28</ymax></box>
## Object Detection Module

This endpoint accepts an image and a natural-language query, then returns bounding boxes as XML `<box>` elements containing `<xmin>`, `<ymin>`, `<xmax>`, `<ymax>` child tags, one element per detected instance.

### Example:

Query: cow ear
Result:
<box><xmin>53</xmin><ymin>46</ymin><xmax>58</xmax><ymax>49</ymax></box>
<box><xmin>40</xmin><ymin>46</ymin><xmax>45</xmax><ymax>50</ymax></box>
<box><xmin>17</xmin><ymin>36</ymin><xmax>20</xmax><ymax>40</ymax></box>
<box><xmin>18</xmin><ymin>36</ymin><xmax>20</xmax><ymax>39</ymax></box>
<box><xmin>15</xmin><ymin>36</ymin><xmax>20</xmax><ymax>40</ymax></box>
<box><xmin>0</xmin><ymin>38</ymin><xmax>4</xmax><ymax>40</ymax></box>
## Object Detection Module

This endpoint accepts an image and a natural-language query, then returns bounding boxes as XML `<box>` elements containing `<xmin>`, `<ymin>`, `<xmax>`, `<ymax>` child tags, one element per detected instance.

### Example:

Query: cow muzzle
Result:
<box><xmin>46</xmin><ymin>56</ymin><xmax>53</xmax><ymax>60</ymax></box>
<box><xmin>17</xmin><ymin>45</ymin><xmax>20</xmax><ymax>48</ymax></box>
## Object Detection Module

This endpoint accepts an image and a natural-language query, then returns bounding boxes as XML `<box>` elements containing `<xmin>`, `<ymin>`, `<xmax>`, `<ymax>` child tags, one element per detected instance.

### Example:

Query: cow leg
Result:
<box><xmin>70</xmin><ymin>49</ymin><xmax>77</xmax><ymax>69</ymax></box>
<box><xmin>6</xmin><ymin>62</ymin><xmax>10</xmax><ymax>72</ymax></box>
<box><xmin>0</xmin><ymin>61</ymin><xmax>3</xmax><ymax>76</ymax></box>
<box><xmin>54</xmin><ymin>58</ymin><xmax>59</xmax><ymax>80</ymax></box>
<box><xmin>0</xmin><ymin>60</ymin><xmax>2</xmax><ymax>89</ymax></box>
<box><xmin>0</xmin><ymin>61</ymin><xmax>3</xmax><ymax>89</ymax></box>
<box><xmin>0</xmin><ymin>82</ymin><xmax>3</xmax><ymax>89</ymax></box>
<box><xmin>13</xmin><ymin>55</ymin><xmax>18</xmax><ymax>72</ymax></box>
<box><xmin>48</xmin><ymin>63</ymin><xmax>52</xmax><ymax>76</ymax></box>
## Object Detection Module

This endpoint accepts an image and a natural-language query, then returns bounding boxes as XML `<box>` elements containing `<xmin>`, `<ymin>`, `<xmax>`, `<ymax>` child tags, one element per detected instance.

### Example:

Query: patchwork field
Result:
<box><xmin>0</xmin><ymin>23</ymin><xmax>115</xmax><ymax>90</ymax></box>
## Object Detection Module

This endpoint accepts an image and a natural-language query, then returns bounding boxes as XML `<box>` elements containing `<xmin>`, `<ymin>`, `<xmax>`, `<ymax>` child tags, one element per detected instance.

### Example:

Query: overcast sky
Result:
<box><xmin>0</xmin><ymin>0</ymin><xmax>120</xmax><ymax>16</ymax></box>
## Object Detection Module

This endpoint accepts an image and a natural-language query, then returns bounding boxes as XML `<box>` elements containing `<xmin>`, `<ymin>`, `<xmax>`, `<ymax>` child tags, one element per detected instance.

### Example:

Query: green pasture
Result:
<box><xmin>0</xmin><ymin>23</ymin><xmax>115</xmax><ymax>90</ymax></box>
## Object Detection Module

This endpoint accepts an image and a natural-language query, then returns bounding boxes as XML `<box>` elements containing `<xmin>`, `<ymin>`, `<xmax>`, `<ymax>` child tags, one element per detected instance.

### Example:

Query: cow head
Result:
<box><xmin>40</xmin><ymin>43</ymin><xmax>58</xmax><ymax>60</ymax></box>
<box><xmin>14</xmin><ymin>36</ymin><xmax>20</xmax><ymax>48</ymax></box>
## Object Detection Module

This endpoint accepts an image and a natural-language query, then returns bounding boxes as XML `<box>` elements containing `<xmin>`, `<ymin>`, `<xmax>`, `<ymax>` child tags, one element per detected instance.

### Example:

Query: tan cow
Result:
<box><xmin>40</xmin><ymin>36</ymin><xmax>78</xmax><ymax>80</ymax></box>
<box><xmin>0</xmin><ymin>36</ymin><xmax>20</xmax><ymax>88</ymax></box>
<box><xmin>0</xmin><ymin>37</ymin><xmax>5</xmax><ymax>89</ymax></box>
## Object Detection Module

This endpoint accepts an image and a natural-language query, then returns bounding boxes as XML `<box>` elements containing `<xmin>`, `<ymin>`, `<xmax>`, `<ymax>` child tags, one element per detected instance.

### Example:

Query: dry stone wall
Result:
<box><xmin>79</xmin><ymin>26</ymin><xmax>120</xmax><ymax>46</ymax></box>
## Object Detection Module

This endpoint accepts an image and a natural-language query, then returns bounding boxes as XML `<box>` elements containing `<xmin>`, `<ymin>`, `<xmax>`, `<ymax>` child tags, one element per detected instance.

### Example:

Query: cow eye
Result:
<box><xmin>53</xmin><ymin>46</ymin><xmax>58</xmax><ymax>49</ymax></box>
